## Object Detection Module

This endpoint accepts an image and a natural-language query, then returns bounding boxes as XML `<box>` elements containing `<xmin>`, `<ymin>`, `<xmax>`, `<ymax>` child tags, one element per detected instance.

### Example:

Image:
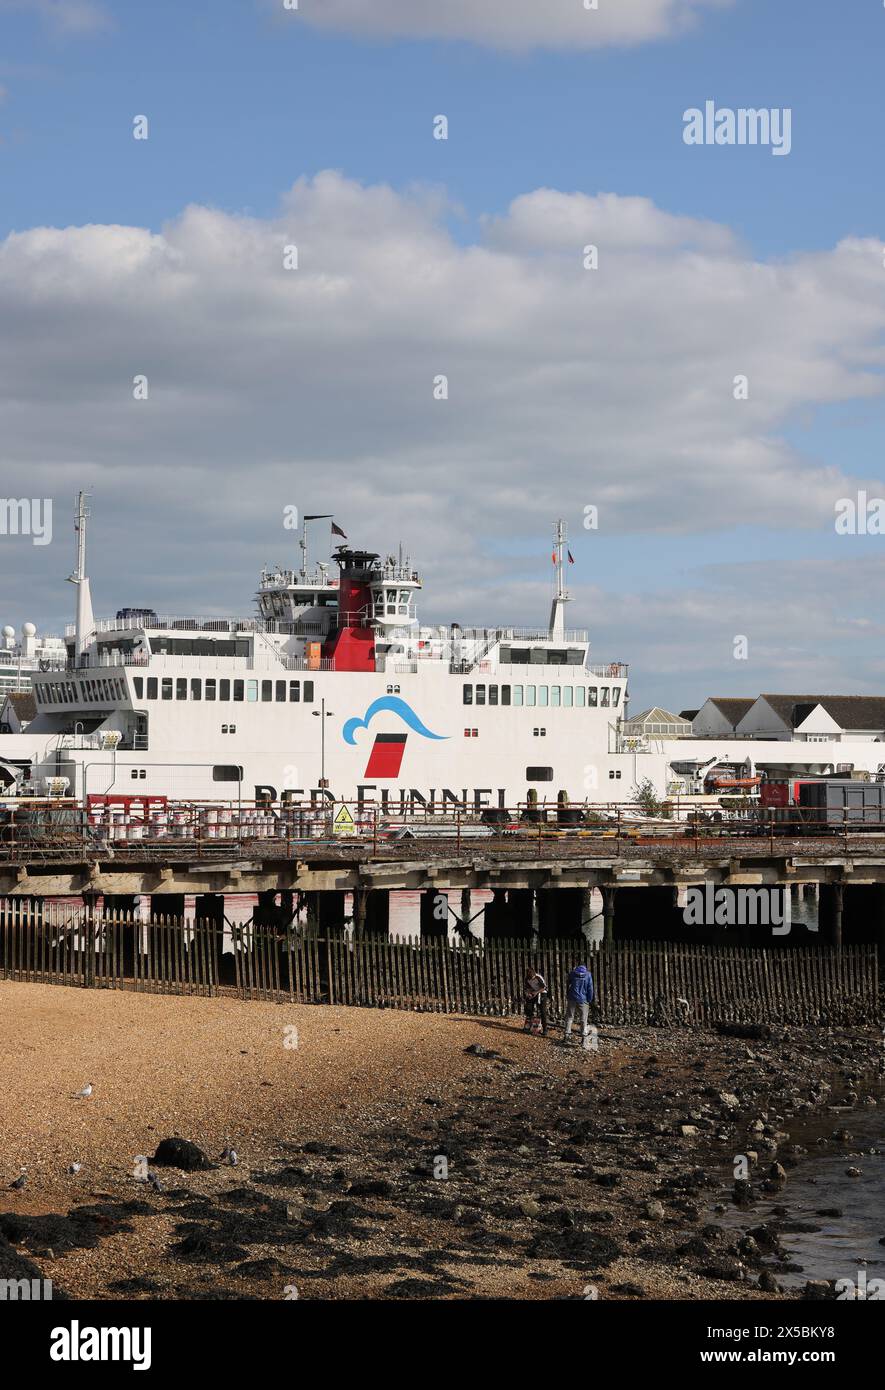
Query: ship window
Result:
<box><xmin>551</xmin><ymin>686</ymin><xmax>561</xmax><ymax>707</ymax></box>
<box><xmin>601</xmin><ymin>687</ymin><xmax>610</xmax><ymax>707</ymax></box>
<box><xmin>220</xmin><ymin>680</ymin><xmax>230</xmax><ymax>700</ymax></box>
<box><xmin>261</xmin><ymin>681</ymin><xmax>273</xmax><ymax>702</ymax></box>
<box><xmin>275</xmin><ymin>681</ymin><xmax>286</xmax><ymax>701</ymax></box>
<box><xmin>191</xmin><ymin>678</ymin><xmax>201</xmax><ymax>700</ymax></box>
<box><xmin>526</xmin><ymin>686</ymin><xmax>536</xmax><ymax>707</ymax></box>
<box><xmin>176</xmin><ymin>678</ymin><xmax>187</xmax><ymax>700</ymax></box>
<box><xmin>510</xmin><ymin>648</ymin><xmax>529</xmax><ymax>665</ymax></box>
<box><xmin>233</xmin><ymin>680</ymin><xmax>244</xmax><ymax>702</ymax></box>
<box><xmin>463</xmin><ymin>685</ymin><xmax>472</xmax><ymax>705</ymax></box>
<box><xmin>290</xmin><ymin>681</ymin><xmax>300</xmax><ymax>703</ymax></box>
<box><xmin>205</xmin><ymin>679</ymin><xmax>216</xmax><ymax>701</ymax></box>
<box><xmin>489</xmin><ymin>685</ymin><xmax>498</xmax><ymax>705</ymax></box>
<box><xmin>147</xmin><ymin>678</ymin><xmax>157</xmax><ymax>699</ymax></box>
<box><xmin>247</xmin><ymin>680</ymin><xmax>258</xmax><ymax>702</ymax></box>
<box><xmin>161</xmin><ymin>678</ymin><xmax>173</xmax><ymax>700</ymax></box>
<box><xmin>563</xmin><ymin>687</ymin><xmax>572</xmax><ymax>707</ymax></box>
<box><xmin>476</xmin><ymin>686</ymin><xmax>486</xmax><ymax>706</ymax></box>
<box><xmin>612</xmin><ymin>687</ymin><xmax>621</xmax><ymax>706</ymax></box>
<box><xmin>538</xmin><ymin>686</ymin><xmax>549</xmax><ymax>707</ymax></box>
<box><xmin>588</xmin><ymin>686</ymin><xmax>597</xmax><ymax>707</ymax></box>
<box><xmin>212</xmin><ymin>765</ymin><xmax>243</xmax><ymax>783</ymax></box>
<box><xmin>304</xmin><ymin>681</ymin><xmax>314</xmax><ymax>702</ymax></box>
<box><xmin>526</xmin><ymin>766</ymin><xmax>553</xmax><ymax>781</ymax></box>
<box><xmin>501</xmin><ymin>685</ymin><xmax>511</xmax><ymax>705</ymax></box>
<box><xmin>513</xmin><ymin>685</ymin><xmax>523</xmax><ymax>706</ymax></box>
<box><xmin>575</xmin><ymin>686</ymin><xmax>585</xmax><ymax>707</ymax></box>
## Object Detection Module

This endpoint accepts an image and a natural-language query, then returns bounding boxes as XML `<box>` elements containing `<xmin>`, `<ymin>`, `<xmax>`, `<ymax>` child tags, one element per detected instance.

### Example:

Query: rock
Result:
<box><xmin>349</xmin><ymin>1178</ymin><xmax>393</xmax><ymax>1197</ymax></box>
<box><xmin>644</xmin><ymin>1200</ymin><xmax>665</xmax><ymax>1222</ymax></box>
<box><xmin>802</xmin><ymin>1279</ymin><xmax>833</xmax><ymax>1301</ymax></box>
<box><xmin>718</xmin><ymin>1093</ymin><xmax>740</xmax><ymax>1110</ymax></box>
<box><xmin>845</xmin><ymin>1167</ymin><xmax>862</xmax><ymax>1178</ymax></box>
<box><xmin>680</xmin><ymin>1125</ymin><xmax>699</xmax><ymax>1138</ymax></box>
<box><xmin>732</xmin><ymin>1179</ymin><xmax>754</xmax><ymax>1207</ymax></box>
<box><xmin>769</xmin><ymin>1162</ymin><xmax>787</xmax><ymax>1183</ymax></box>
<box><xmin>150</xmin><ymin>1138</ymin><xmax>212</xmax><ymax>1172</ymax></box>
<box><xmin>758</xmin><ymin>1270</ymin><xmax>781</xmax><ymax>1293</ymax></box>
<box><xmin>518</xmin><ymin>1196</ymin><xmax>542</xmax><ymax>1218</ymax></box>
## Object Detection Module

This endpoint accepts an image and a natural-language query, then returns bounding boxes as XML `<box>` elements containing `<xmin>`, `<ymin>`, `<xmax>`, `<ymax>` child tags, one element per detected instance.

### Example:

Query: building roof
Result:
<box><xmin>755</xmin><ymin>694</ymin><xmax>885</xmax><ymax>731</ymax></box>
<box><xmin>2</xmin><ymin>691</ymin><xmax>36</xmax><ymax>721</ymax></box>
<box><xmin>679</xmin><ymin>709</ymin><xmax>699</xmax><ymax>721</ymax></box>
<box><xmin>707</xmin><ymin>697</ymin><xmax>755</xmax><ymax>724</ymax></box>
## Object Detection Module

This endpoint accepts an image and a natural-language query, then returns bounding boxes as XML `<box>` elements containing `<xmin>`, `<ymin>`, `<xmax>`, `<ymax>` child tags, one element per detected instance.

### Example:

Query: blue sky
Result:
<box><xmin>2</xmin><ymin>0</ymin><xmax>885</xmax><ymax>710</ymax></box>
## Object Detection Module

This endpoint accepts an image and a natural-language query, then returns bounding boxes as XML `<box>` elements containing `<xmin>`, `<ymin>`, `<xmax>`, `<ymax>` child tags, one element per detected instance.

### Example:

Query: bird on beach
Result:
<box><xmin>73</xmin><ymin>1083</ymin><xmax>94</xmax><ymax>1098</ymax></box>
<box><xmin>68</xmin><ymin>1162</ymin><xmax>83</xmax><ymax>1176</ymax></box>
<box><xmin>10</xmin><ymin>1168</ymin><xmax>26</xmax><ymax>1190</ymax></box>
<box><xmin>219</xmin><ymin>1139</ymin><xmax>238</xmax><ymax>1167</ymax></box>
<box><xmin>147</xmin><ymin>1172</ymin><xmax>164</xmax><ymax>1193</ymax></box>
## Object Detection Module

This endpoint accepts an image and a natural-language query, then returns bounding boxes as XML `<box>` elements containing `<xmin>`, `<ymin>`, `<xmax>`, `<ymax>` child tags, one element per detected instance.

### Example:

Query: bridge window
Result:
<box><xmin>290</xmin><ymin>680</ymin><xmax>301</xmax><ymax>702</ymax></box>
<box><xmin>563</xmin><ymin>687</ymin><xmax>572</xmax><ymax>707</ymax></box>
<box><xmin>551</xmin><ymin>686</ymin><xmax>561</xmax><ymax>707</ymax></box>
<box><xmin>133</xmin><ymin>677</ymin><xmax>143</xmax><ymax>699</ymax></box>
<box><xmin>261</xmin><ymin>681</ymin><xmax>273</xmax><ymax>702</ymax></box>
<box><xmin>212</xmin><ymin>765</ymin><xmax>243</xmax><ymax>782</ymax></box>
<box><xmin>501</xmin><ymin>685</ymin><xmax>510</xmax><ymax>705</ymax></box>
<box><xmin>219</xmin><ymin>680</ymin><xmax>230</xmax><ymax>700</ymax></box>
<box><xmin>246</xmin><ymin>680</ymin><xmax>258</xmax><ymax>702</ymax></box>
<box><xmin>205</xmin><ymin>679</ymin><xmax>216</xmax><ymax>701</ymax></box>
<box><xmin>161</xmin><ymin>678</ymin><xmax>173</xmax><ymax>700</ymax></box>
<box><xmin>191</xmin><ymin>678</ymin><xmax>201</xmax><ymax>700</ymax></box>
<box><xmin>304</xmin><ymin>681</ymin><xmax>314</xmax><ymax>702</ymax></box>
<box><xmin>176</xmin><ymin>678</ymin><xmax>187</xmax><ymax>700</ymax></box>
<box><xmin>538</xmin><ymin>686</ymin><xmax>549</xmax><ymax>707</ymax></box>
<box><xmin>475</xmin><ymin>686</ymin><xmax>486</xmax><ymax>705</ymax></box>
<box><xmin>233</xmin><ymin>680</ymin><xmax>244</xmax><ymax>702</ymax></box>
<box><xmin>526</xmin><ymin>686</ymin><xmax>536</xmax><ymax>707</ymax></box>
<box><xmin>463</xmin><ymin>685</ymin><xmax>472</xmax><ymax>705</ymax></box>
<box><xmin>513</xmin><ymin>685</ymin><xmax>523</xmax><ymax>706</ymax></box>
<box><xmin>147</xmin><ymin>678</ymin><xmax>157</xmax><ymax>699</ymax></box>
<box><xmin>275</xmin><ymin>680</ymin><xmax>286</xmax><ymax>701</ymax></box>
<box><xmin>588</xmin><ymin>686</ymin><xmax>597</xmax><ymax>707</ymax></box>
<box><xmin>601</xmin><ymin>687</ymin><xmax>610</xmax><ymax>707</ymax></box>
<box><xmin>488</xmin><ymin>685</ymin><xmax>498</xmax><ymax>705</ymax></box>
<box><xmin>575</xmin><ymin>687</ymin><xmax>585</xmax><ymax>707</ymax></box>
<box><xmin>612</xmin><ymin>687</ymin><xmax>621</xmax><ymax>706</ymax></box>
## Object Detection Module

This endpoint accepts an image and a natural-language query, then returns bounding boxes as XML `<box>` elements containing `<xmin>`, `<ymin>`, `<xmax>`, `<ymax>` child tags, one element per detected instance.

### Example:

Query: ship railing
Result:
<box><xmin>587</xmin><ymin>662</ymin><xmax>629</xmax><ymax>678</ymax></box>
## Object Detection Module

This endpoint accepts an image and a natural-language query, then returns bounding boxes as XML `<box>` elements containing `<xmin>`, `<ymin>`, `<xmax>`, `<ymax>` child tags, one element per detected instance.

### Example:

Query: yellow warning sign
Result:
<box><xmin>332</xmin><ymin>803</ymin><xmax>356</xmax><ymax>836</ymax></box>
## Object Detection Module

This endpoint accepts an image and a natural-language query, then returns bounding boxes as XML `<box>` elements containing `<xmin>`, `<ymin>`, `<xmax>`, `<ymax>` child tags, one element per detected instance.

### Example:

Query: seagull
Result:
<box><xmin>219</xmin><ymin>1140</ymin><xmax>238</xmax><ymax>1167</ymax></box>
<box><xmin>147</xmin><ymin>1172</ymin><xmax>164</xmax><ymax>1193</ymax></box>
<box><xmin>68</xmin><ymin>1163</ymin><xmax>83</xmax><ymax>1176</ymax></box>
<box><xmin>10</xmin><ymin>1168</ymin><xmax>26</xmax><ymax>1190</ymax></box>
<box><xmin>73</xmin><ymin>1083</ymin><xmax>93</xmax><ymax>1099</ymax></box>
<box><xmin>133</xmin><ymin>1155</ymin><xmax>149</xmax><ymax>1183</ymax></box>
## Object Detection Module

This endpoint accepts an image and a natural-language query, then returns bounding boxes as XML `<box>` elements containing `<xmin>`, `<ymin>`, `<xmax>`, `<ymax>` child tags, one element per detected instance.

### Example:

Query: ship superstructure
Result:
<box><xmin>3</xmin><ymin>499</ymin><xmax>631</xmax><ymax>806</ymax></box>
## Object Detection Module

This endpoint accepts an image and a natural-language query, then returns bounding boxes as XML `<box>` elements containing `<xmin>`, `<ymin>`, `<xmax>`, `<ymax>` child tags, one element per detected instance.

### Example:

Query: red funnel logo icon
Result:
<box><xmin>364</xmin><ymin>733</ymin><xmax>407</xmax><ymax>779</ymax></box>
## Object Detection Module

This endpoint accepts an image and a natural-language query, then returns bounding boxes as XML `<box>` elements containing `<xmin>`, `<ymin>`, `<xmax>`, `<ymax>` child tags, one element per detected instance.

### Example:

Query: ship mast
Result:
<box><xmin>67</xmin><ymin>491</ymin><xmax>94</xmax><ymax>664</ymax></box>
<box><xmin>548</xmin><ymin>518</ymin><xmax>571</xmax><ymax>641</ymax></box>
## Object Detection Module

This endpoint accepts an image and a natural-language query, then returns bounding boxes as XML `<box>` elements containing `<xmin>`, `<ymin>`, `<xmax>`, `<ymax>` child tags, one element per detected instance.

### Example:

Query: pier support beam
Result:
<box><xmin>602</xmin><ymin>886</ymin><xmax>616</xmax><ymax>943</ymax></box>
<box><xmin>420</xmin><ymin>888</ymin><xmax>448</xmax><ymax>939</ymax></box>
<box><xmin>819</xmin><ymin>882</ymin><xmax>843</xmax><ymax>949</ymax></box>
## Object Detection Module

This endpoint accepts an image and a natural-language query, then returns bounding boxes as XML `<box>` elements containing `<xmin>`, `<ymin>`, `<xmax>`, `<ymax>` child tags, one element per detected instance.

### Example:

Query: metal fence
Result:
<box><xmin>0</xmin><ymin>901</ymin><xmax>877</xmax><ymax>1024</ymax></box>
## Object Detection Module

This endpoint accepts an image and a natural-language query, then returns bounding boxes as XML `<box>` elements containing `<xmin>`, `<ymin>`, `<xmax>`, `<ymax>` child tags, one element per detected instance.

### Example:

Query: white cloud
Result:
<box><xmin>1</xmin><ymin>171</ymin><xmax>884</xmax><ymax>696</ymax></box>
<box><xmin>0</xmin><ymin>0</ymin><xmax>112</xmax><ymax>36</ymax></box>
<box><xmin>281</xmin><ymin>0</ymin><xmax>735</xmax><ymax>52</ymax></box>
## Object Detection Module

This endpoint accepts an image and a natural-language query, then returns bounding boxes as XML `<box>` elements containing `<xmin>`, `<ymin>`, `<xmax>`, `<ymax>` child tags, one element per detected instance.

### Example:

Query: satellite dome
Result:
<box><xmin>2</xmin><ymin>625</ymin><xmax>14</xmax><ymax>639</ymax></box>
<box><xmin>21</xmin><ymin>622</ymin><xmax>37</xmax><ymax>637</ymax></box>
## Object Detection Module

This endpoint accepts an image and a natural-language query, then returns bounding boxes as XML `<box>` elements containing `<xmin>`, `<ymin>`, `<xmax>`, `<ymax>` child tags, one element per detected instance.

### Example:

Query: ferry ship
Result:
<box><xmin>0</xmin><ymin>496</ymin><xmax>632</xmax><ymax>809</ymax></box>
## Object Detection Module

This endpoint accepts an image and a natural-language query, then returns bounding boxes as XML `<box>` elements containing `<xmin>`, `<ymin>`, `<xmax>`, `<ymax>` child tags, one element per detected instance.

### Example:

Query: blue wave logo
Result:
<box><xmin>342</xmin><ymin>696</ymin><xmax>448</xmax><ymax>746</ymax></box>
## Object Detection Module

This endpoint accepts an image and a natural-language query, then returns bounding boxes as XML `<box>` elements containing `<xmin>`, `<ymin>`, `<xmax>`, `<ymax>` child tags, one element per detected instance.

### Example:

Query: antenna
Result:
<box><xmin>67</xmin><ymin>491</ymin><xmax>95</xmax><ymax>663</ymax></box>
<box><xmin>548</xmin><ymin>519</ymin><xmax>571</xmax><ymax>641</ymax></box>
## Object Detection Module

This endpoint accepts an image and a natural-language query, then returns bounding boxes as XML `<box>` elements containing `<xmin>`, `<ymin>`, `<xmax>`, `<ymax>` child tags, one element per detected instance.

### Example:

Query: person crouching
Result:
<box><xmin>523</xmin><ymin>968</ymin><xmax>549</xmax><ymax>1035</ymax></box>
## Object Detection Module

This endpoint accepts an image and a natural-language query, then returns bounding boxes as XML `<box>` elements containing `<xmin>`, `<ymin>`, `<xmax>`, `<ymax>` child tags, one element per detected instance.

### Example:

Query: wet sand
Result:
<box><xmin>0</xmin><ymin>980</ymin><xmax>881</xmax><ymax>1300</ymax></box>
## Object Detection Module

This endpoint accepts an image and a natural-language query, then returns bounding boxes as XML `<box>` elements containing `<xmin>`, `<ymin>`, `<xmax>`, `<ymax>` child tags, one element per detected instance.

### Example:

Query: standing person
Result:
<box><xmin>522</xmin><ymin>967</ymin><xmax>549</xmax><ymax>1036</ymax></box>
<box><xmin>563</xmin><ymin>963</ymin><xmax>594</xmax><ymax>1046</ymax></box>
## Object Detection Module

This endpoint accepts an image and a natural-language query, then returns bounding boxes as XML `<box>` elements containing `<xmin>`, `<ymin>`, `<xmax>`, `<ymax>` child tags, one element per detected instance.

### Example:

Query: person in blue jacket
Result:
<box><xmin>563</xmin><ymin>963</ymin><xmax>594</xmax><ymax>1045</ymax></box>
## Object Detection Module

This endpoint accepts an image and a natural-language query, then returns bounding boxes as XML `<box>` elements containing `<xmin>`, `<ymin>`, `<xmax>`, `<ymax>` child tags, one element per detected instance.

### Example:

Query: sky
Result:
<box><xmin>1</xmin><ymin>0</ymin><xmax>885</xmax><ymax>710</ymax></box>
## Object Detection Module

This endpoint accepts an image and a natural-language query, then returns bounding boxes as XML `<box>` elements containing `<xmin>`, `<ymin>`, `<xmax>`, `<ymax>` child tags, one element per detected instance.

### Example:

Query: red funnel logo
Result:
<box><xmin>364</xmin><ymin>733</ymin><xmax>407</xmax><ymax>779</ymax></box>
